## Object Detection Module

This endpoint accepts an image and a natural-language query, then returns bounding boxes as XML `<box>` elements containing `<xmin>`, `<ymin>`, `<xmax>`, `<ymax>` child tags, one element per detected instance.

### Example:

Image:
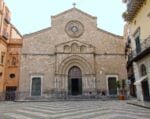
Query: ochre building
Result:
<box><xmin>123</xmin><ymin>0</ymin><xmax>150</xmax><ymax>101</ymax></box>
<box><xmin>0</xmin><ymin>0</ymin><xmax>22</xmax><ymax>100</ymax></box>
<box><xmin>19</xmin><ymin>7</ymin><xmax>127</xmax><ymax>99</ymax></box>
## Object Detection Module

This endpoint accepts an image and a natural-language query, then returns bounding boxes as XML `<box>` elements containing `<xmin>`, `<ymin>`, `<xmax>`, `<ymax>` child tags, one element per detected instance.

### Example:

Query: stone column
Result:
<box><xmin>133</xmin><ymin>62</ymin><xmax>143</xmax><ymax>101</ymax></box>
<box><xmin>54</xmin><ymin>75</ymin><xmax>61</xmax><ymax>92</ymax></box>
<box><xmin>82</xmin><ymin>75</ymin><xmax>89</xmax><ymax>94</ymax></box>
<box><xmin>86</xmin><ymin>76</ymin><xmax>90</xmax><ymax>92</ymax></box>
<box><xmin>91</xmin><ymin>75</ymin><xmax>96</xmax><ymax>93</ymax></box>
<box><xmin>54</xmin><ymin>76</ymin><xmax>57</xmax><ymax>90</ymax></box>
<box><xmin>64</xmin><ymin>75</ymin><xmax>68</xmax><ymax>94</ymax></box>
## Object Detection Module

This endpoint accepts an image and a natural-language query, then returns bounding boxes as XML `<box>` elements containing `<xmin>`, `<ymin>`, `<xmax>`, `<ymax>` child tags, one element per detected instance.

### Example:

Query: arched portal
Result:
<box><xmin>68</xmin><ymin>66</ymin><xmax>82</xmax><ymax>95</ymax></box>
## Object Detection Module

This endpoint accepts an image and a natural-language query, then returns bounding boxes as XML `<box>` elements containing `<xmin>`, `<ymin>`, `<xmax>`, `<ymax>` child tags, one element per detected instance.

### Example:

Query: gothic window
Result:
<box><xmin>140</xmin><ymin>64</ymin><xmax>147</xmax><ymax>76</ymax></box>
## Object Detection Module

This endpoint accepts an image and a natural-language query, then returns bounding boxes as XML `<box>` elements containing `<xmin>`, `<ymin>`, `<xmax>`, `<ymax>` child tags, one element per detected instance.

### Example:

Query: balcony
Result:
<box><xmin>4</xmin><ymin>13</ymin><xmax>10</xmax><ymax>24</ymax></box>
<box><xmin>123</xmin><ymin>0</ymin><xmax>146</xmax><ymax>22</ymax></box>
<box><xmin>128</xmin><ymin>36</ymin><xmax>150</xmax><ymax>63</ymax></box>
<box><xmin>2</xmin><ymin>30</ymin><xmax>9</xmax><ymax>40</ymax></box>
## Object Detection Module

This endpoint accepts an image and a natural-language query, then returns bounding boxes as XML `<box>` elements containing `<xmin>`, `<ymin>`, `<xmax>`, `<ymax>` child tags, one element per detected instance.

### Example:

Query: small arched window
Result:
<box><xmin>71</xmin><ymin>43</ymin><xmax>79</xmax><ymax>53</ymax></box>
<box><xmin>140</xmin><ymin>64</ymin><xmax>147</xmax><ymax>76</ymax></box>
<box><xmin>80</xmin><ymin>45</ymin><xmax>86</xmax><ymax>53</ymax></box>
<box><xmin>64</xmin><ymin>45</ymin><xmax>70</xmax><ymax>53</ymax></box>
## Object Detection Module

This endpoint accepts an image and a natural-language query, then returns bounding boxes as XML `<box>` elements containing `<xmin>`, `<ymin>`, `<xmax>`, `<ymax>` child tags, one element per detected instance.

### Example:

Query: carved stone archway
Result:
<box><xmin>54</xmin><ymin>55</ymin><xmax>96</xmax><ymax>95</ymax></box>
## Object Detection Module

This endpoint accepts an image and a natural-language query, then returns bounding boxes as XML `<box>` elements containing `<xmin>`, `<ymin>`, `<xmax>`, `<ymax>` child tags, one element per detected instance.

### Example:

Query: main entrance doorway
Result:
<box><xmin>68</xmin><ymin>66</ymin><xmax>82</xmax><ymax>95</ymax></box>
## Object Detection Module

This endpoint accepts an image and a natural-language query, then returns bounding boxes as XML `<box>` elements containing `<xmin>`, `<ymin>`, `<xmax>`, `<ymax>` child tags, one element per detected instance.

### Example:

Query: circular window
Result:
<box><xmin>9</xmin><ymin>74</ymin><xmax>15</xmax><ymax>78</ymax></box>
<box><xmin>65</xmin><ymin>20</ymin><xmax>84</xmax><ymax>38</ymax></box>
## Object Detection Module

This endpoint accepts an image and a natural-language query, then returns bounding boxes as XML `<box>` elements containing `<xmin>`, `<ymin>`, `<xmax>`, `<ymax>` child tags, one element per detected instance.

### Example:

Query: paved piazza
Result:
<box><xmin>0</xmin><ymin>101</ymin><xmax>150</xmax><ymax>119</ymax></box>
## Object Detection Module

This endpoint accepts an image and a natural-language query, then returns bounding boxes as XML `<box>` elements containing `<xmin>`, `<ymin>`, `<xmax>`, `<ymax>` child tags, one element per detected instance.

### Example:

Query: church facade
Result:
<box><xmin>19</xmin><ymin>8</ymin><xmax>127</xmax><ymax>99</ymax></box>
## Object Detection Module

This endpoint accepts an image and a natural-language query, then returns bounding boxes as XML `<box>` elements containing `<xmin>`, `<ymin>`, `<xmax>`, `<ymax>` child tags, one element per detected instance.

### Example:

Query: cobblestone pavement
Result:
<box><xmin>0</xmin><ymin>101</ymin><xmax>150</xmax><ymax>119</ymax></box>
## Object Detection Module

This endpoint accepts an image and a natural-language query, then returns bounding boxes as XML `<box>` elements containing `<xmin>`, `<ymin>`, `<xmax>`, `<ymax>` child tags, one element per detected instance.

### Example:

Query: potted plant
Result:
<box><xmin>116</xmin><ymin>80</ymin><xmax>125</xmax><ymax>100</ymax></box>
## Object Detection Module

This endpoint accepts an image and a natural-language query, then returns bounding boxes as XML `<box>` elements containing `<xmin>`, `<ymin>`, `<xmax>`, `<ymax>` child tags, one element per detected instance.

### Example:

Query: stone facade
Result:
<box><xmin>19</xmin><ymin>8</ymin><xmax>127</xmax><ymax>99</ymax></box>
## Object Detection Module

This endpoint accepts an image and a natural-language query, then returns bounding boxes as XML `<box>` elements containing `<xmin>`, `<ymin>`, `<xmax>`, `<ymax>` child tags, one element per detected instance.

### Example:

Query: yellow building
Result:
<box><xmin>0</xmin><ymin>0</ymin><xmax>22</xmax><ymax>100</ymax></box>
<box><xmin>123</xmin><ymin>0</ymin><xmax>150</xmax><ymax>101</ymax></box>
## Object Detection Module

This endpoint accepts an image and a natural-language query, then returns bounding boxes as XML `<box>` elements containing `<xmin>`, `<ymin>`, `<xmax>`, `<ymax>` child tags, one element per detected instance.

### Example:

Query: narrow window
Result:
<box><xmin>134</xmin><ymin>28</ymin><xmax>141</xmax><ymax>54</ymax></box>
<box><xmin>1</xmin><ymin>52</ymin><xmax>5</xmax><ymax>64</ymax></box>
<box><xmin>140</xmin><ymin>64</ymin><xmax>147</xmax><ymax>76</ymax></box>
<box><xmin>0</xmin><ymin>72</ymin><xmax>2</xmax><ymax>80</ymax></box>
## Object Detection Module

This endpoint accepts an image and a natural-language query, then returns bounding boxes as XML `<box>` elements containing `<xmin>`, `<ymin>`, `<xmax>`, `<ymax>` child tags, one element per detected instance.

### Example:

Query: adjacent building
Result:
<box><xmin>123</xmin><ymin>0</ymin><xmax>150</xmax><ymax>101</ymax></box>
<box><xmin>0</xmin><ymin>0</ymin><xmax>22</xmax><ymax>100</ymax></box>
<box><xmin>19</xmin><ymin>7</ymin><xmax>127</xmax><ymax>100</ymax></box>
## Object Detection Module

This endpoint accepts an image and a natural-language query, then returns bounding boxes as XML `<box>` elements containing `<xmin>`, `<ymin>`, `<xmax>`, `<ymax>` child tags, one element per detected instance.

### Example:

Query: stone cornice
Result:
<box><xmin>97</xmin><ymin>28</ymin><xmax>123</xmax><ymax>39</ymax></box>
<box><xmin>21</xmin><ymin>53</ymin><xmax>125</xmax><ymax>56</ymax></box>
<box><xmin>23</xmin><ymin>27</ymin><xmax>51</xmax><ymax>38</ymax></box>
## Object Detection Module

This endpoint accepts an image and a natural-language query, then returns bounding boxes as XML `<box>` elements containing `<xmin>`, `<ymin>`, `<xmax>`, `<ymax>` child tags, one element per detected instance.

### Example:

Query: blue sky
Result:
<box><xmin>5</xmin><ymin>0</ymin><xmax>126</xmax><ymax>35</ymax></box>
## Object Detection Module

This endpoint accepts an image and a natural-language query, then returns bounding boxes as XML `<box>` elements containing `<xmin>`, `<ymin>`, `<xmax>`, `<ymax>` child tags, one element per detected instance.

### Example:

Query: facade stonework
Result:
<box><xmin>19</xmin><ymin>8</ymin><xmax>127</xmax><ymax>99</ymax></box>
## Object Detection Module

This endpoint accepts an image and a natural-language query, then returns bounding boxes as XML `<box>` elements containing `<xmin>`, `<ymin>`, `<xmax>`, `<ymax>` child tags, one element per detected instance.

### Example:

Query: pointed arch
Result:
<box><xmin>58</xmin><ymin>55</ymin><xmax>93</xmax><ymax>75</ymax></box>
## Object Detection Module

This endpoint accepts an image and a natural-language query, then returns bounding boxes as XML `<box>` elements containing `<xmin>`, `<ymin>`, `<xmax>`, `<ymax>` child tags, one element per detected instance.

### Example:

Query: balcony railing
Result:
<box><xmin>4</xmin><ymin>14</ymin><xmax>10</xmax><ymax>24</ymax></box>
<box><xmin>128</xmin><ymin>36</ymin><xmax>150</xmax><ymax>61</ymax></box>
<box><xmin>2</xmin><ymin>30</ymin><xmax>9</xmax><ymax>40</ymax></box>
<box><xmin>123</xmin><ymin>0</ymin><xmax>146</xmax><ymax>21</ymax></box>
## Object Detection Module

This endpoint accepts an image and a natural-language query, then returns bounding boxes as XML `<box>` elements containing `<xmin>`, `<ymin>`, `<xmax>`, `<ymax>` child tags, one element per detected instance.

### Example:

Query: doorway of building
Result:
<box><xmin>5</xmin><ymin>86</ymin><xmax>17</xmax><ymax>101</ymax></box>
<box><xmin>68</xmin><ymin>66</ymin><xmax>82</xmax><ymax>95</ymax></box>
<box><xmin>142</xmin><ymin>80</ymin><xmax>150</xmax><ymax>101</ymax></box>
<box><xmin>108</xmin><ymin>77</ymin><xmax>117</xmax><ymax>95</ymax></box>
<box><xmin>31</xmin><ymin>77</ymin><xmax>41</xmax><ymax>96</ymax></box>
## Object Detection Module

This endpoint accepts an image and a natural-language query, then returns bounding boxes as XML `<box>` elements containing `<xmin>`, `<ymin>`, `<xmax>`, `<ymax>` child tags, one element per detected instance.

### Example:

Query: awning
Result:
<box><xmin>134</xmin><ymin>75</ymin><xmax>148</xmax><ymax>85</ymax></box>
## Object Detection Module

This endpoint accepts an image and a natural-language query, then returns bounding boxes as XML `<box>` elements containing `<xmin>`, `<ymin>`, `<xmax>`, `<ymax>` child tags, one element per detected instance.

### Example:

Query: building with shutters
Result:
<box><xmin>123</xmin><ymin>0</ymin><xmax>150</xmax><ymax>101</ymax></box>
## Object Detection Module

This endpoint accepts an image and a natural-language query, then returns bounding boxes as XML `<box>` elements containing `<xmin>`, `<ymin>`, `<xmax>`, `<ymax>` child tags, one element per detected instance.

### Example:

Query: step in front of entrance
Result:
<box><xmin>15</xmin><ymin>95</ymin><xmax>116</xmax><ymax>102</ymax></box>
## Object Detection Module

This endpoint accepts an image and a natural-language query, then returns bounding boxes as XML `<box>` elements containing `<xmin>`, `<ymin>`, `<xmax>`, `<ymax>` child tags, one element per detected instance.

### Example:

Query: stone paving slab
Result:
<box><xmin>0</xmin><ymin>101</ymin><xmax>150</xmax><ymax>119</ymax></box>
<box><xmin>127</xmin><ymin>100</ymin><xmax>150</xmax><ymax>109</ymax></box>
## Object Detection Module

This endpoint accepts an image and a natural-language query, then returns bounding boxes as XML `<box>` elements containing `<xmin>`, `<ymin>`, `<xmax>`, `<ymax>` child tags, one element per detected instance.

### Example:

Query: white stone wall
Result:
<box><xmin>133</xmin><ymin>54</ymin><xmax>150</xmax><ymax>101</ymax></box>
